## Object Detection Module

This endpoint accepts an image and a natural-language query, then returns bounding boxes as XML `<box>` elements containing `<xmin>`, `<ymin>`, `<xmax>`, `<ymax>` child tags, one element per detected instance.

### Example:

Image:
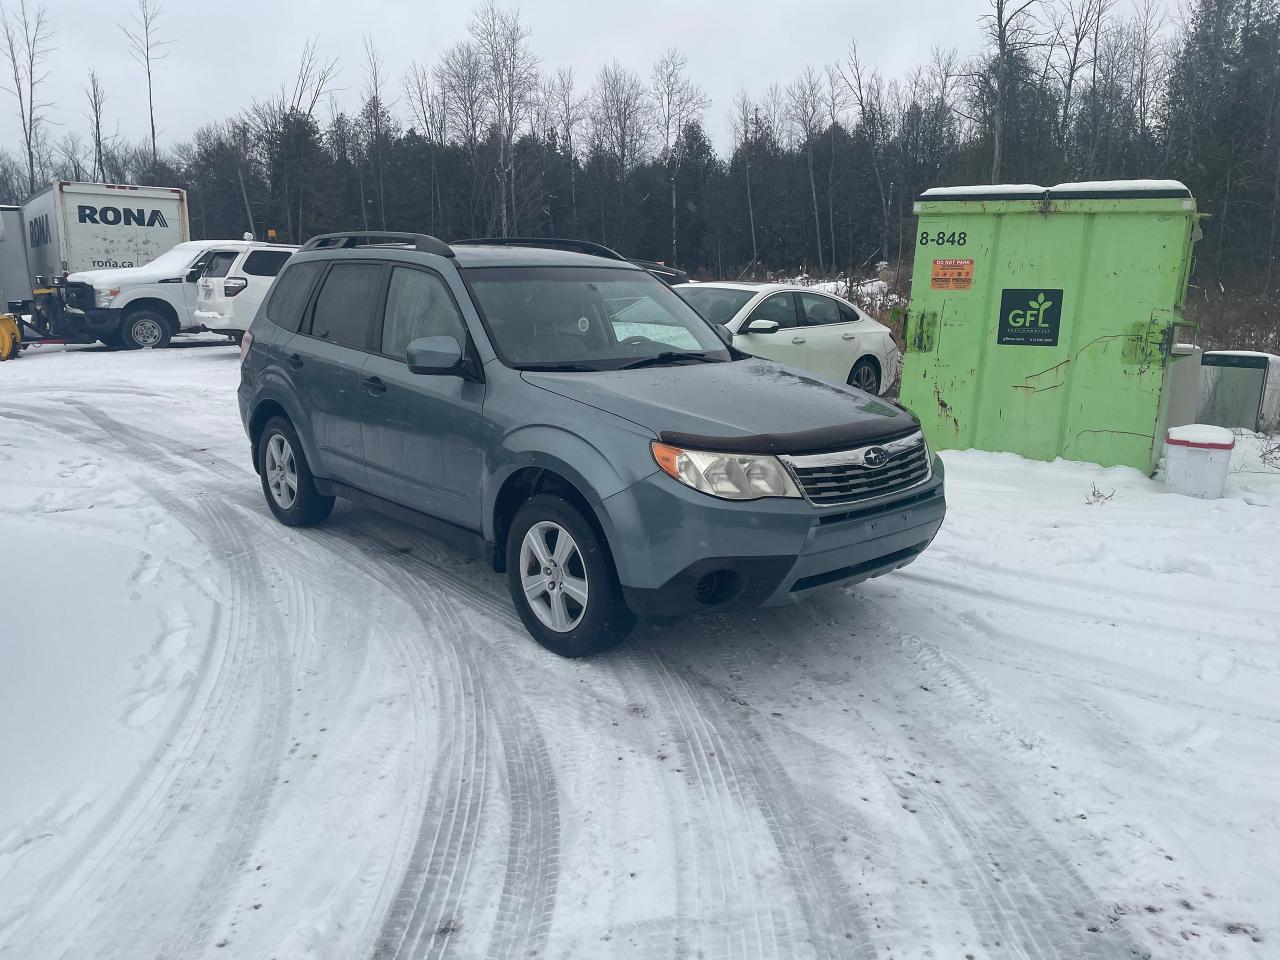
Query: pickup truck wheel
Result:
<box><xmin>257</xmin><ymin>417</ymin><xmax>334</xmax><ymax>527</ymax></box>
<box><xmin>506</xmin><ymin>494</ymin><xmax>634</xmax><ymax>657</ymax></box>
<box><xmin>847</xmin><ymin>358</ymin><xmax>880</xmax><ymax>393</ymax></box>
<box><xmin>119</xmin><ymin>310</ymin><xmax>173</xmax><ymax>350</ymax></box>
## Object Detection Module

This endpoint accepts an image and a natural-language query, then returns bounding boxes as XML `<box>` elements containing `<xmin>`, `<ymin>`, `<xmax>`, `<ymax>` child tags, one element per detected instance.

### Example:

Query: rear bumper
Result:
<box><xmin>608</xmin><ymin>458</ymin><xmax>946</xmax><ymax>617</ymax></box>
<box><xmin>195</xmin><ymin>308</ymin><xmax>240</xmax><ymax>331</ymax></box>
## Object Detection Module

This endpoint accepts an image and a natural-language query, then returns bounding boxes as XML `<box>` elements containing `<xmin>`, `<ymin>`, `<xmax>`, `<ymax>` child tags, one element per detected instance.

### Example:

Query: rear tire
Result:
<box><xmin>256</xmin><ymin>417</ymin><xmax>334</xmax><ymax>527</ymax></box>
<box><xmin>119</xmin><ymin>309</ymin><xmax>173</xmax><ymax>350</ymax></box>
<box><xmin>847</xmin><ymin>357</ymin><xmax>880</xmax><ymax>394</ymax></box>
<box><xmin>506</xmin><ymin>494</ymin><xmax>634</xmax><ymax>657</ymax></box>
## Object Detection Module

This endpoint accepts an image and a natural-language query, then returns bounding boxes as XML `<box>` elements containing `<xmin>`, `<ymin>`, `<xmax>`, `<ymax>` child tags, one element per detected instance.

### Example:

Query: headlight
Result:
<box><xmin>94</xmin><ymin>287</ymin><xmax>120</xmax><ymax>307</ymax></box>
<box><xmin>651</xmin><ymin>441</ymin><xmax>801</xmax><ymax>500</ymax></box>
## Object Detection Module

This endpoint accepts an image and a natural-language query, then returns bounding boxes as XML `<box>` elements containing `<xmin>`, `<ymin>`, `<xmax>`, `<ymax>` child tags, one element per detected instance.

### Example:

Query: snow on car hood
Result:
<box><xmin>66</xmin><ymin>264</ymin><xmax>185</xmax><ymax>288</ymax></box>
<box><xmin>524</xmin><ymin>357</ymin><xmax>919</xmax><ymax>455</ymax></box>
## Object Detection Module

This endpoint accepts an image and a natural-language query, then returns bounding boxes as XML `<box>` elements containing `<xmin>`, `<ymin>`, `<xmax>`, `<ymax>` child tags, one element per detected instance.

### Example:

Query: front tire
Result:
<box><xmin>119</xmin><ymin>309</ymin><xmax>173</xmax><ymax>350</ymax></box>
<box><xmin>847</xmin><ymin>357</ymin><xmax>880</xmax><ymax>393</ymax></box>
<box><xmin>256</xmin><ymin>417</ymin><xmax>334</xmax><ymax>526</ymax></box>
<box><xmin>506</xmin><ymin>494</ymin><xmax>635</xmax><ymax>657</ymax></box>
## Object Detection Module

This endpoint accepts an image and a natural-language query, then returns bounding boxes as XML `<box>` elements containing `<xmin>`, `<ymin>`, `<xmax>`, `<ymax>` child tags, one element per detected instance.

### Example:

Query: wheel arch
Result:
<box><xmin>490</xmin><ymin>462</ymin><xmax>617</xmax><ymax>575</ymax></box>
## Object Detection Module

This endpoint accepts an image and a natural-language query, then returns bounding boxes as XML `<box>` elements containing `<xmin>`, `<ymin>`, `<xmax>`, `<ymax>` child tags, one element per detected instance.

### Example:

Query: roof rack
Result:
<box><xmin>300</xmin><ymin>231</ymin><xmax>454</xmax><ymax>258</ymax></box>
<box><xmin>451</xmin><ymin>236</ymin><xmax>627</xmax><ymax>261</ymax></box>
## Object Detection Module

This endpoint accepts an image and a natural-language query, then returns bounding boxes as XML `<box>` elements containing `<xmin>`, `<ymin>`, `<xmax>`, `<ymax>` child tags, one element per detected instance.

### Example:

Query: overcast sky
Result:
<box><xmin>13</xmin><ymin>0</ymin><xmax>1171</xmax><ymax>161</ymax></box>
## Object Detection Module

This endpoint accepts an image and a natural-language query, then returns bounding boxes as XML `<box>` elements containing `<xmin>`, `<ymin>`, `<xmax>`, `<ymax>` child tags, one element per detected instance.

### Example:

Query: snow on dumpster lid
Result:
<box><xmin>1046</xmin><ymin>179</ymin><xmax>1191</xmax><ymax>199</ymax></box>
<box><xmin>1166</xmin><ymin>424</ymin><xmax>1236</xmax><ymax>449</ymax></box>
<box><xmin>919</xmin><ymin>179</ymin><xmax>1192</xmax><ymax>202</ymax></box>
<box><xmin>919</xmin><ymin>184</ymin><xmax>1046</xmax><ymax>201</ymax></box>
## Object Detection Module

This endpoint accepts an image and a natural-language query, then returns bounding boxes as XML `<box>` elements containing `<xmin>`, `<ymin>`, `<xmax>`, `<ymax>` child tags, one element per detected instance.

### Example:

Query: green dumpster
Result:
<box><xmin>899</xmin><ymin>180</ymin><xmax>1200</xmax><ymax>472</ymax></box>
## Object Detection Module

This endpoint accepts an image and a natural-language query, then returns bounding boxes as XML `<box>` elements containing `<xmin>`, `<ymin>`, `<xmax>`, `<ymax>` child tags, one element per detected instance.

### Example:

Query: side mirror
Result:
<box><xmin>741</xmin><ymin>318</ymin><xmax>780</xmax><ymax>335</ymax></box>
<box><xmin>406</xmin><ymin>335</ymin><xmax>465</xmax><ymax>376</ymax></box>
<box><xmin>185</xmin><ymin>268</ymin><xmax>201</xmax><ymax>283</ymax></box>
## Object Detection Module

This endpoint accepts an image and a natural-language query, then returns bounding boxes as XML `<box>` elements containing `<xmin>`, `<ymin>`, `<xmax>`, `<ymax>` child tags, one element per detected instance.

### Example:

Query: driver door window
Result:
<box><xmin>736</xmin><ymin>292</ymin><xmax>800</xmax><ymax>367</ymax></box>
<box><xmin>745</xmin><ymin>292</ymin><xmax>798</xmax><ymax>329</ymax></box>
<box><xmin>380</xmin><ymin>266</ymin><xmax>468</xmax><ymax>360</ymax></box>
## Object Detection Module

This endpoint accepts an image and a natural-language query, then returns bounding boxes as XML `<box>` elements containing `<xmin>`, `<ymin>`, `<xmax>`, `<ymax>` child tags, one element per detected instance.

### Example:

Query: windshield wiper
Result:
<box><xmin>620</xmin><ymin>351</ymin><xmax>719</xmax><ymax>370</ymax></box>
<box><xmin>515</xmin><ymin>361</ymin><xmax>602</xmax><ymax>372</ymax></box>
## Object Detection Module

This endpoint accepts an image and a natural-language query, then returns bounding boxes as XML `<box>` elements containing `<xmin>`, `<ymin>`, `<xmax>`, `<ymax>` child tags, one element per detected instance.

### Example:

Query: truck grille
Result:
<box><xmin>782</xmin><ymin>432</ymin><xmax>931</xmax><ymax>506</ymax></box>
<box><xmin>62</xmin><ymin>282</ymin><xmax>94</xmax><ymax>311</ymax></box>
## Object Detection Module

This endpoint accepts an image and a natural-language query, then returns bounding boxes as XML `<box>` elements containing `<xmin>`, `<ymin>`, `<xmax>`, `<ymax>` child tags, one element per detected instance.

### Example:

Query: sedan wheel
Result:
<box><xmin>848</xmin><ymin>358</ymin><xmax>880</xmax><ymax>393</ymax></box>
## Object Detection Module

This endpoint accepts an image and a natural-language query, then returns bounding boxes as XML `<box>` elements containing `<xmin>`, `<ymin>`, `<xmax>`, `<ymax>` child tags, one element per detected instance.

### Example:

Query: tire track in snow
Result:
<box><xmin>352</xmin><ymin>519</ymin><xmax>881</xmax><ymax>960</ymax></box>
<box><xmin>0</xmin><ymin>407</ymin><xmax>293</xmax><ymax>959</ymax></box>
<box><xmin>338</xmin><ymin>528</ymin><xmax>560</xmax><ymax>960</ymax></box>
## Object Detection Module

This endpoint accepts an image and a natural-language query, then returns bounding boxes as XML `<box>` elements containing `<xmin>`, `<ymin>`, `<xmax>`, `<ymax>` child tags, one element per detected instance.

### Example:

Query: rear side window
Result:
<box><xmin>262</xmin><ymin>261</ymin><xmax>324</xmax><ymax>332</ymax></box>
<box><xmin>243</xmin><ymin>250</ymin><xmax>293</xmax><ymax>277</ymax></box>
<box><xmin>381</xmin><ymin>266</ymin><xmax>467</xmax><ymax>360</ymax></box>
<box><xmin>309</xmin><ymin>261</ymin><xmax>383</xmax><ymax>350</ymax></box>
<box><xmin>202</xmin><ymin>251</ymin><xmax>239</xmax><ymax>279</ymax></box>
<box><xmin>798</xmin><ymin>293</ymin><xmax>842</xmax><ymax>326</ymax></box>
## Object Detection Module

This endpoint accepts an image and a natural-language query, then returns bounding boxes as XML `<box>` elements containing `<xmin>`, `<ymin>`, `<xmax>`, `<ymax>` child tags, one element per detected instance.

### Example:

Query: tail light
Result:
<box><xmin>239</xmin><ymin>330</ymin><xmax>253</xmax><ymax>363</ymax></box>
<box><xmin>224</xmin><ymin>276</ymin><xmax>248</xmax><ymax>297</ymax></box>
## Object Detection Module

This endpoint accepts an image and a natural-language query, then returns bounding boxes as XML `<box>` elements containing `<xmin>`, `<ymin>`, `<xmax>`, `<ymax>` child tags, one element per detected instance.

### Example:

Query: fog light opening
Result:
<box><xmin>693</xmin><ymin>570</ymin><xmax>742</xmax><ymax>606</ymax></box>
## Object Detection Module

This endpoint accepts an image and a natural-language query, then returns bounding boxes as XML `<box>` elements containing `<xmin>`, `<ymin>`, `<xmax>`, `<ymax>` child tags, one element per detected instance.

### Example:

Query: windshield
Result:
<box><xmin>677</xmin><ymin>286</ymin><xmax>757</xmax><ymax>325</ymax></box>
<box><xmin>141</xmin><ymin>244</ymin><xmax>209</xmax><ymax>274</ymax></box>
<box><xmin>465</xmin><ymin>266</ymin><xmax>732</xmax><ymax>370</ymax></box>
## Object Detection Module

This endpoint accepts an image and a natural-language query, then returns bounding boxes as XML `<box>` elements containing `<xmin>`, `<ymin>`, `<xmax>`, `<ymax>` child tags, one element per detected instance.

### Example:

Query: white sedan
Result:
<box><xmin>678</xmin><ymin>282</ymin><xmax>900</xmax><ymax>394</ymax></box>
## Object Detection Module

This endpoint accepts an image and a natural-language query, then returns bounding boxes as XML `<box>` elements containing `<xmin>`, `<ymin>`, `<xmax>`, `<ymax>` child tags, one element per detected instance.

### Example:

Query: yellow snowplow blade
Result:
<box><xmin>0</xmin><ymin>313</ymin><xmax>20</xmax><ymax>361</ymax></box>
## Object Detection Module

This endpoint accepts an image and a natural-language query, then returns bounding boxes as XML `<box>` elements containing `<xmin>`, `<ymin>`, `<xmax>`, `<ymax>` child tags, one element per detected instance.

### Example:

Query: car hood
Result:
<box><xmin>66</xmin><ymin>265</ymin><xmax>177</xmax><ymax>287</ymax></box>
<box><xmin>523</xmin><ymin>357</ymin><xmax>919</xmax><ymax>455</ymax></box>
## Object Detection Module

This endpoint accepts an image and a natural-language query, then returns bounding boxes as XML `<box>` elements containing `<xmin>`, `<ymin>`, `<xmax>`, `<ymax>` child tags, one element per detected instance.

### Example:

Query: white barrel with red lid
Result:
<box><xmin>1164</xmin><ymin>425</ymin><xmax>1235</xmax><ymax>499</ymax></box>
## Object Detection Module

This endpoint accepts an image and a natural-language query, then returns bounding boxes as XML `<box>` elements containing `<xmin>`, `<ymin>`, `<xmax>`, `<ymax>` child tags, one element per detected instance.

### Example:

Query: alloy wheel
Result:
<box><xmin>265</xmin><ymin>433</ymin><xmax>298</xmax><ymax>509</ymax></box>
<box><xmin>519</xmin><ymin>521</ymin><xmax>589</xmax><ymax>632</ymax></box>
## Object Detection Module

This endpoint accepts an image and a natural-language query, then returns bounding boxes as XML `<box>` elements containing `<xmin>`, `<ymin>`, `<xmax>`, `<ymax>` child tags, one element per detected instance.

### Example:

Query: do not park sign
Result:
<box><xmin>997</xmin><ymin>288</ymin><xmax>1063</xmax><ymax>346</ymax></box>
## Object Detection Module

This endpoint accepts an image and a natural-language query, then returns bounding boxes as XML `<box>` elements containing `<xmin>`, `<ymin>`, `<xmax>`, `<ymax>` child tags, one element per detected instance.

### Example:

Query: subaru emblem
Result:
<box><xmin>863</xmin><ymin>446</ymin><xmax>889</xmax><ymax>467</ymax></box>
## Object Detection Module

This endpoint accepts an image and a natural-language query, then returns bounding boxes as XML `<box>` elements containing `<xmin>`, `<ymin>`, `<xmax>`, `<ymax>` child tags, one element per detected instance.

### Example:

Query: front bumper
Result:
<box><xmin>53</xmin><ymin>304</ymin><xmax>121</xmax><ymax>342</ymax></box>
<box><xmin>606</xmin><ymin>457</ymin><xmax>946</xmax><ymax>617</ymax></box>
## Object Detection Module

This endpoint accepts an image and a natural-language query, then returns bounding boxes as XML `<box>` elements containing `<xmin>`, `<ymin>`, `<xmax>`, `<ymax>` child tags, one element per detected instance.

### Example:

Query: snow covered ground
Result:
<box><xmin>1</xmin><ymin>341</ymin><xmax>1277</xmax><ymax>960</ymax></box>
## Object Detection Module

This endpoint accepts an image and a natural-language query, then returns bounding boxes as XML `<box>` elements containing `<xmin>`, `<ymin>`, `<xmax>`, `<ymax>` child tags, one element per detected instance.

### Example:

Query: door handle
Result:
<box><xmin>287</xmin><ymin>353</ymin><xmax>304</xmax><ymax>369</ymax></box>
<box><xmin>841</xmin><ymin>333</ymin><xmax>857</xmax><ymax>340</ymax></box>
<box><xmin>791</xmin><ymin>336</ymin><xmax>806</xmax><ymax>344</ymax></box>
<box><xmin>362</xmin><ymin>375</ymin><xmax>387</xmax><ymax>394</ymax></box>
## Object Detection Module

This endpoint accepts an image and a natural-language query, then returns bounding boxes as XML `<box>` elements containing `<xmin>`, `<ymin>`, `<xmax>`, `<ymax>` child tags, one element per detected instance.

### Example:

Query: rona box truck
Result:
<box><xmin>23</xmin><ymin>181</ymin><xmax>189</xmax><ymax>280</ymax></box>
<box><xmin>23</xmin><ymin>181</ymin><xmax>191</xmax><ymax>347</ymax></box>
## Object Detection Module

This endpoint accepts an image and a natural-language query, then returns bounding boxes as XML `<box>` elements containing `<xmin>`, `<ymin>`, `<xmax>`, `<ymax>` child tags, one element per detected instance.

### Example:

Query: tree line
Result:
<box><xmin>2</xmin><ymin>0</ymin><xmax>1279</xmax><ymax>345</ymax></box>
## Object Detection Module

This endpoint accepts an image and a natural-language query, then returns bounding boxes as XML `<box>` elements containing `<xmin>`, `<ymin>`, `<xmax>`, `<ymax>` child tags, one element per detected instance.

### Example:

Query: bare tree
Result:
<box><xmin>979</xmin><ymin>0</ymin><xmax>1044</xmax><ymax>181</ymax></box>
<box><xmin>650</xmin><ymin>48</ymin><xmax>708</xmax><ymax>266</ymax></box>
<box><xmin>436</xmin><ymin>40</ymin><xmax>488</xmax><ymax>235</ymax></box>
<box><xmin>469</xmin><ymin>0</ymin><xmax>539</xmax><ymax>236</ymax></box>
<box><xmin>1</xmin><ymin>0</ymin><xmax>53</xmax><ymax>193</ymax></box>
<box><xmin>823</xmin><ymin>65</ymin><xmax>848</xmax><ymax>271</ymax></box>
<box><xmin>84</xmin><ymin>69</ymin><xmax>110</xmax><ymax>181</ymax></box>
<box><xmin>361</xmin><ymin>35</ymin><xmax>390</xmax><ymax>230</ymax></box>
<box><xmin>119</xmin><ymin>0</ymin><xmax>173</xmax><ymax>167</ymax></box>
<box><xmin>841</xmin><ymin>42</ymin><xmax>893</xmax><ymax>266</ymax></box>
<box><xmin>551</xmin><ymin>67</ymin><xmax>587</xmax><ymax>232</ymax></box>
<box><xmin>788</xmin><ymin>65</ymin><xmax>826</xmax><ymax>272</ymax></box>
<box><xmin>731</xmin><ymin>86</ymin><xmax>758</xmax><ymax>265</ymax></box>
<box><xmin>590</xmin><ymin>60</ymin><xmax>651</xmax><ymax>240</ymax></box>
<box><xmin>289</xmin><ymin>37</ymin><xmax>338</xmax><ymax>118</ymax></box>
<box><xmin>406</xmin><ymin>61</ymin><xmax>448</xmax><ymax>234</ymax></box>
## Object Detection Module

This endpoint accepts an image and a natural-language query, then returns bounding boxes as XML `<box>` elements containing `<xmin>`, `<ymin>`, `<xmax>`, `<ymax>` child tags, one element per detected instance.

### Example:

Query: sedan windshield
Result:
<box><xmin>677</xmin><ymin>286</ymin><xmax>757</xmax><ymax>325</ymax></box>
<box><xmin>465</xmin><ymin>266</ymin><xmax>732</xmax><ymax>370</ymax></box>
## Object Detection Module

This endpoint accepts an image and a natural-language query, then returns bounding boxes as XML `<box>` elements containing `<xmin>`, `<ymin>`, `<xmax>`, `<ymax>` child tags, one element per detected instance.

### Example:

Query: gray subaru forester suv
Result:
<box><xmin>238</xmin><ymin>232</ymin><xmax>946</xmax><ymax>656</ymax></box>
